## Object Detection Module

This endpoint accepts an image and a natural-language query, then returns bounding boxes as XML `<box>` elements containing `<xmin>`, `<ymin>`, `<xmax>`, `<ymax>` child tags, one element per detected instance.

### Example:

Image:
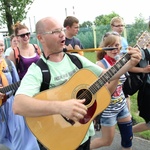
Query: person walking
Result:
<box><xmin>8</xmin><ymin>22</ymin><xmax>41</xmax><ymax>80</ymax></box>
<box><xmin>63</xmin><ymin>16</ymin><xmax>84</xmax><ymax>55</ymax></box>
<box><xmin>4</xmin><ymin>34</ymin><xmax>18</xmax><ymax>58</ymax></box>
<box><xmin>0</xmin><ymin>36</ymin><xmax>40</xmax><ymax>150</ymax></box>
<box><xmin>110</xmin><ymin>16</ymin><xmax>128</xmax><ymax>55</ymax></box>
<box><xmin>13</xmin><ymin>17</ymin><xmax>141</xmax><ymax>150</ymax></box>
<box><xmin>132</xmin><ymin>42</ymin><xmax>150</xmax><ymax>133</ymax></box>
<box><xmin>110</xmin><ymin>16</ymin><xmax>133</xmax><ymax>124</ymax></box>
<box><xmin>90</xmin><ymin>32</ymin><xmax>133</xmax><ymax>150</ymax></box>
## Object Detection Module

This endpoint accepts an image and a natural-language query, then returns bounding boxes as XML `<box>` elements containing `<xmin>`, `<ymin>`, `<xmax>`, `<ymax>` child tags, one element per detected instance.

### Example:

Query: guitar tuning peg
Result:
<box><xmin>138</xmin><ymin>33</ymin><xmax>142</xmax><ymax>37</ymax></box>
<box><xmin>136</xmin><ymin>36</ymin><xmax>139</xmax><ymax>40</ymax></box>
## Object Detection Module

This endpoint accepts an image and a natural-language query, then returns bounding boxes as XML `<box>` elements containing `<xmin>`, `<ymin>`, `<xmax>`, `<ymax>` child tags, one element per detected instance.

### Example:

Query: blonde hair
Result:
<box><xmin>110</xmin><ymin>16</ymin><xmax>124</xmax><ymax>26</ymax></box>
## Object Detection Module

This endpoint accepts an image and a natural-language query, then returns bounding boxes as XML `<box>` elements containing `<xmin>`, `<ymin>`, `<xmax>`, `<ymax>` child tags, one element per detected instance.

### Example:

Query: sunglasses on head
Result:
<box><xmin>103</xmin><ymin>32</ymin><xmax>119</xmax><ymax>39</ymax></box>
<box><xmin>18</xmin><ymin>32</ymin><xmax>30</xmax><ymax>38</ymax></box>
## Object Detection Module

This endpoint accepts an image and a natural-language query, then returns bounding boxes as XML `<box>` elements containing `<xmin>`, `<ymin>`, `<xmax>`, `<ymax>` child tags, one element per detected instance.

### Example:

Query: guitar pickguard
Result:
<box><xmin>72</xmin><ymin>85</ymin><xmax>97</xmax><ymax>124</ymax></box>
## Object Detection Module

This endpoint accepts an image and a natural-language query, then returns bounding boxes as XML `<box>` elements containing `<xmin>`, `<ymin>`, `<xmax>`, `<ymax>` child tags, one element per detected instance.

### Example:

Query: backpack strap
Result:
<box><xmin>32</xmin><ymin>44</ymin><xmax>41</xmax><ymax>56</ymax></box>
<box><xmin>100</xmin><ymin>59</ymin><xmax>108</xmax><ymax>69</ymax></box>
<box><xmin>66</xmin><ymin>53</ymin><xmax>83</xmax><ymax>69</ymax></box>
<box><xmin>13</xmin><ymin>47</ymin><xmax>20</xmax><ymax>60</ymax></box>
<box><xmin>143</xmin><ymin>49</ymin><xmax>150</xmax><ymax>62</ymax></box>
<box><xmin>13</xmin><ymin>47</ymin><xmax>20</xmax><ymax>71</ymax></box>
<box><xmin>5</xmin><ymin>58</ymin><xmax>13</xmax><ymax>77</ymax></box>
<box><xmin>36</xmin><ymin>59</ymin><xmax>50</xmax><ymax>92</ymax></box>
<box><xmin>36</xmin><ymin>53</ymin><xmax>83</xmax><ymax>92</ymax></box>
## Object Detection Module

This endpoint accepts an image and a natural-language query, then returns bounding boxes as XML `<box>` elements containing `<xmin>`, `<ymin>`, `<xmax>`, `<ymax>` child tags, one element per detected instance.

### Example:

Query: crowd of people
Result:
<box><xmin>0</xmin><ymin>32</ymin><xmax>40</xmax><ymax>150</ymax></box>
<box><xmin>0</xmin><ymin>14</ymin><xmax>149</xmax><ymax>150</ymax></box>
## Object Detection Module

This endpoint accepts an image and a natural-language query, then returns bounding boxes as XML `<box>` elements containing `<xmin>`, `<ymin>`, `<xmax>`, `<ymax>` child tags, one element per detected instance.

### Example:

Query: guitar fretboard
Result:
<box><xmin>89</xmin><ymin>53</ymin><xmax>130</xmax><ymax>94</ymax></box>
<box><xmin>0</xmin><ymin>81</ymin><xmax>21</xmax><ymax>93</ymax></box>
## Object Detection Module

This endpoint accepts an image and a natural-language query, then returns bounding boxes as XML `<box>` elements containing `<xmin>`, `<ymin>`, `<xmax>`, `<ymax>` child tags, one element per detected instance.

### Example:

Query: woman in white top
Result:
<box><xmin>4</xmin><ymin>34</ymin><xmax>18</xmax><ymax>58</ymax></box>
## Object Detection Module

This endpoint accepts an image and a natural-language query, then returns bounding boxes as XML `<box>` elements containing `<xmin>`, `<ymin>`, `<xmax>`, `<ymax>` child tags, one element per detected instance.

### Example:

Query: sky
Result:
<box><xmin>24</xmin><ymin>0</ymin><xmax>149</xmax><ymax>32</ymax></box>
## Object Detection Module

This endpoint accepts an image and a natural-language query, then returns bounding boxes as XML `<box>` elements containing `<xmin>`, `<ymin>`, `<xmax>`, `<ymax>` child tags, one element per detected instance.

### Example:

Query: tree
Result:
<box><xmin>80</xmin><ymin>21</ymin><xmax>93</xmax><ymax>28</ymax></box>
<box><xmin>127</xmin><ymin>14</ymin><xmax>147</xmax><ymax>46</ymax></box>
<box><xmin>0</xmin><ymin>0</ymin><xmax>34</xmax><ymax>35</ymax></box>
<box><xmin>94</xmin><ymin>11</ymin><xmax>119</xmax><ymax>26</ymax></box>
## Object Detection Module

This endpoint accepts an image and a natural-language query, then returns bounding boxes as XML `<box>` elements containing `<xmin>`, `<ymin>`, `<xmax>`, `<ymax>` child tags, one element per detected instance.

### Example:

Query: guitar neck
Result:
<box><xmin>89</xmin><ymin>53</ymin><xmax>130</xmax><ymax>94</ymax></box>
<box><xmin>0</xmin><ymin>81</ymin><xmax>21</xmax><ymax>93</ymax></box>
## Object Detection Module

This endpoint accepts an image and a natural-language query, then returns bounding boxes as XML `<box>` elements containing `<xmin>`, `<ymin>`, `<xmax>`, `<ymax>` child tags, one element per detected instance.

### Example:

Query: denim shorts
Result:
<box><xmin>100</xmin><ymin>105</ymin><xmax>130</xmax><ymax>126</ymax></box>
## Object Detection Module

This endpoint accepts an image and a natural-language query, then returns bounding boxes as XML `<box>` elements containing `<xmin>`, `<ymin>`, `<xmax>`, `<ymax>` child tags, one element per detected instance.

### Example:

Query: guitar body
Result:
<box><xmin>25</xmin><ymin>69</ymin><xmax>111</xmax><ymax>150</ymax></box>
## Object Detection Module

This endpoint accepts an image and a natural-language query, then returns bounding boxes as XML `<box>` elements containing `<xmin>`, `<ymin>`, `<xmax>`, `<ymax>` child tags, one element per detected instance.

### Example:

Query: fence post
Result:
<box><xmin>92</xmin><ymin>24</ymin><xmax>97</xmax><ymax>48</ymax></box>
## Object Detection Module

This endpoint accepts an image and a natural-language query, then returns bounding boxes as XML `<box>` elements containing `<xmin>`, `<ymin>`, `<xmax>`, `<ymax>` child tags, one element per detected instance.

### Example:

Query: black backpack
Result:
<box><xmin>123</xmin><ymin>49</ymin><xmax>150</xmax><ymax>96</ymax></box>
<box><xmin>36</xmin><ymin>53</ymin><xmax>83</xmax><ymax>92</ymax></box>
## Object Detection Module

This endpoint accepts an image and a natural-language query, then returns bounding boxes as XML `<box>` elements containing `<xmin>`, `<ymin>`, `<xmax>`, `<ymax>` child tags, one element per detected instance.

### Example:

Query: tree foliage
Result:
<box><xmin>127</xmin><ymin>14</ymin><xmax>148</xmax><ymax>46</ymax></box>
<box><xmin>78</xmin><ymin>13</ymin><xmax>148</xmax><ymax>49</ymax></box>
<box><xmin>80</xmin><ymin>21</ymin><xmax>93</xmax><ymax>28</ymax></box>
<box><xmin>0</xmin><ymin>0</ymin><xmax>34</xmax><ymax>35</ymax></box>
<box><xmin>94</xmin><ymin>11</ymin><xmax>119</xmax><ymax>26</ymax></box>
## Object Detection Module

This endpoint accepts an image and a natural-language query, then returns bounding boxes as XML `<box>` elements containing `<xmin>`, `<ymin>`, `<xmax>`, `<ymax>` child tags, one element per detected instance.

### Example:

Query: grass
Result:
<box><xmin>84</xmin><ymin>52</ymin><xmax>97</xmax><ymax>63</ymax></box>
<box><xmin>84</xmin><ymin>52</ymin><xmax>150</xmax><ymax>140</ymax></box>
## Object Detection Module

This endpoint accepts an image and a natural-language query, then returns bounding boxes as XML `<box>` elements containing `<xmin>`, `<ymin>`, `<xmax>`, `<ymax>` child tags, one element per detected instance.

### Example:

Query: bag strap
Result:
<box><xmin>36</xmin><ymin>59</ymin><xmax>50</xmax><ymax>91</ymax></box>
<box><xmin>5</xmin><ymin>58</ymin><xmax>13</xmax><ymax>77</ymax></box>
<box><xmin>13</xmin><ymin>47</ymin><xmax>20</xmax><ymax>60</ymax></box>
<box><xmin>66</xmin><ymin>53</ymin><xmax>83</xmax><ymax>69</ymax></box>
<box><xmin>13</xmin><ymin>47</ymin><xmax>20</xmax><ymax>70</ymax></box>
<box><xmin>36</xmin><ymin>53</ymin><xmax>83</xmax><ymax>92</ymax></box>
<box><xmin>143</xmin><ymin>49</ymin><xmax>150</xmax><ymax>62</ymax></box>
<box><xmin>32</xmin><ymin>44</ymin><xmax>41</xmax><ymax>56</ymax></box>
<box><xmin>143</xmin><ymin>48</ymin><xmax>150</xmax><ymax>80</ymax></box>
<box><xmin>100</xmin><ymin>59</ymin><xmax>108</xmax><ymax>69</ymax></box>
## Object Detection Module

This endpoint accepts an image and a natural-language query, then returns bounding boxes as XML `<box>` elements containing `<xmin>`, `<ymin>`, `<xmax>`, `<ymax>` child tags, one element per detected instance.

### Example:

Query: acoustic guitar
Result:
<box><xmin>25</xmin><ymin>53</ymin><xmax>132</xmax><ymax>150</ymax></box>
<box><xmin>25</xmin><ymin>31</ymin><xmax>150</xmax><ymax>150</ymax></box>
<box><xmin>0</xmin><ymin>81</ymin><xmax>20</xmax><ymax>106</ymax></box>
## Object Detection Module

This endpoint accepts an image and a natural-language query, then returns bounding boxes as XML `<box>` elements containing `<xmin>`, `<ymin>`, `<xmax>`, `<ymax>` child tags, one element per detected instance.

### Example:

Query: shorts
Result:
<box><xmin>100</xmin><ymin>105</ymin><xmax>130</xmax><ymax>126</ymax></box>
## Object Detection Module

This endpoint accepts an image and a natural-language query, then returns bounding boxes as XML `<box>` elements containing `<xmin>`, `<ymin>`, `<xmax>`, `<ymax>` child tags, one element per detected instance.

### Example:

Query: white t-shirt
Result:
<box><xmin>5</xmin><ymin>47</ymin><xmax>13</xmax><ymax>57</ymax></box>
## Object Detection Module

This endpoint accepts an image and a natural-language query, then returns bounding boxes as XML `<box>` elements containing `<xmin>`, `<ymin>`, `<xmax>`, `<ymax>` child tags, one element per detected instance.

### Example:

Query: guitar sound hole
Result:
<box><xmin>76</xmin><ymin>89</ymin><xmax>92</xmax><ymax>105</ymax></box>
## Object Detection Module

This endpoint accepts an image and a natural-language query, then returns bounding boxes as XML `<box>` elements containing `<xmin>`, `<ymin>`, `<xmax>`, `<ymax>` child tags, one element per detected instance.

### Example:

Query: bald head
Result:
<box><xmin>36</xmin><ymin>17</ymin><xmax>61</xmax><ymax>34</ymax></box>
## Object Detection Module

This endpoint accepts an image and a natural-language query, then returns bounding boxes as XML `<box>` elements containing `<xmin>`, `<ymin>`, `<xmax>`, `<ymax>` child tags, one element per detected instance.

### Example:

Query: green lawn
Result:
<box><xmin>84</xmin><ymin>52</ymin><xmax>97</xmax><ymax>63</ymax></box>
<box><xmin>84</xmin><ymin>52</ymin><xmax>150</xmax><ymax>140</ymax></box>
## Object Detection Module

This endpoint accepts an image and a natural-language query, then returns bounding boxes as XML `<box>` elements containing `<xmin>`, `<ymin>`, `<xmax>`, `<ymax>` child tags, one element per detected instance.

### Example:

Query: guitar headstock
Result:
<box><xmin>135</xmin><ymin>31</ymin><xmax>150</xmax><ymax>49</ymax></box>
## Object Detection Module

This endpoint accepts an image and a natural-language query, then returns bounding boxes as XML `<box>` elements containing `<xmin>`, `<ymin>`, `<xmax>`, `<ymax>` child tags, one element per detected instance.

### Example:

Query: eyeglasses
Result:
<box><xmin>42</xmin><ymin>28</ymin><xmax>65</xmax><ymax>35</ymax></box>
<box><xmin>17</xmin><ymin>32</ymin><xmax>30</xmax><ymax>38</ymax></box>
<box><xmin>112</xmin><ymin>24</ymin><xmax>125</xmax><ymax>27</ymax></box>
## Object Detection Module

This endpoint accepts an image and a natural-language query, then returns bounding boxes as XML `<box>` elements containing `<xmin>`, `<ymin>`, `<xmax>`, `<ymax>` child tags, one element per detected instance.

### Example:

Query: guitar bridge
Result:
<box><xmin>62</xmin><ymin>115</ymin><xmax>75</xmax><ymax>125</ymax></box>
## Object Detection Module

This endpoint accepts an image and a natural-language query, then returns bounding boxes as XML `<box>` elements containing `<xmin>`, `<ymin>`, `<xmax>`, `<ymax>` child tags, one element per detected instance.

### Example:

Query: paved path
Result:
<box><xmin>92</xmin><ymin>130</ymin><xmax>150</xmax><ymax>150</ymax></box>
